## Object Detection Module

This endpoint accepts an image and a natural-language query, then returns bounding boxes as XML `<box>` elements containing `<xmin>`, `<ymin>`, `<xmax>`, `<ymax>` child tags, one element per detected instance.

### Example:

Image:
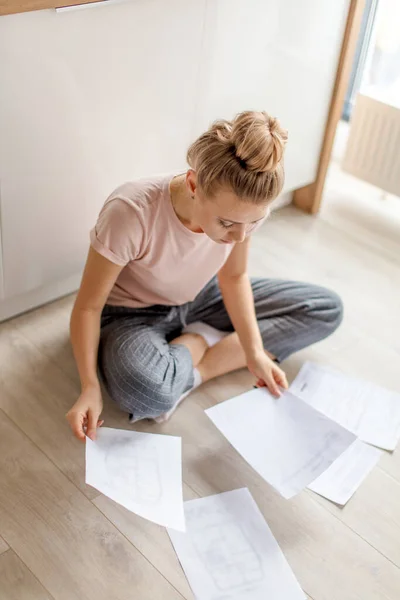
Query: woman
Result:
<box><xmin>66</xmin><ymin>111</ymin><xmax>343</xmax><ymax>441</ymax></box>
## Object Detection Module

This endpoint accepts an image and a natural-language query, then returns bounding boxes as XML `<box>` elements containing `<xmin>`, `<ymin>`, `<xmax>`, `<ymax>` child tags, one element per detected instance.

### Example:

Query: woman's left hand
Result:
<box><xmin>247</xmin><ymin>351</ymin><xmax>288</xmax><ymax>397</ymax></box>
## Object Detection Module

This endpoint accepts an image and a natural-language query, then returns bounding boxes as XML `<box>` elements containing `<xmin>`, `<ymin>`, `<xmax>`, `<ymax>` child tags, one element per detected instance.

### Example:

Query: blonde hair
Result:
<box><xmin>187</xmin><ymin>110</ymin><xmax>288</xmax><ymax>203</ymax></box>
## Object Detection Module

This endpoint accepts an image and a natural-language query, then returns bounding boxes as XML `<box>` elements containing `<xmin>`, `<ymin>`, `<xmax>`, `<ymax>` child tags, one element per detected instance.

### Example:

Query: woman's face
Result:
<box><xmin>187</xmin><ymin>171</ymin><xmax>270</xmax><ymax>245</ymax></box>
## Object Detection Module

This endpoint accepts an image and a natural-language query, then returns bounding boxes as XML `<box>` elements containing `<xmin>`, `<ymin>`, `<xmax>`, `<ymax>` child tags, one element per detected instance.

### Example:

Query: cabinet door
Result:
<box><xmin>193</xmin><ymin>0</ymin><xmax>349</xmax><ymax>192</ymax></box>
<box><xmin>0</xmin><ymin>0</ymin><xmax>205</xmax><ymax>298</ymax></box>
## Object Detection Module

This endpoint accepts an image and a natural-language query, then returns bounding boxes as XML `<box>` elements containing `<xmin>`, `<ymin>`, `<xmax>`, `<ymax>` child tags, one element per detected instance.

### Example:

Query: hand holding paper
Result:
<box><xmin>247</xmin><ymin>351</ymin><xmax>288</xmax><ymax>397</ymax></box>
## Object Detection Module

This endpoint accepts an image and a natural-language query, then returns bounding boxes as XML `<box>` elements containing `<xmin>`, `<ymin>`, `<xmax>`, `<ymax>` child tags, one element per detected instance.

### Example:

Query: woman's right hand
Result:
<box><xmin>66</xmin><ymin>383</ymin><xmax>104</xmax><ymax>442</ymax></box>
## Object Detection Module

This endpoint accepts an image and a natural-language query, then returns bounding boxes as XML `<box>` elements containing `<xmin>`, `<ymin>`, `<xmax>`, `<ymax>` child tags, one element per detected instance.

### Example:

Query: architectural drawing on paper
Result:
<box><xmin>104</xmin><ymin>438</ymin><xmax>162</xmax><ymax>504</ymax></box>
<box><xmin>192</xmin><ymin>521</ymin><xmax>264</xmax><ymax>591</ymax></box>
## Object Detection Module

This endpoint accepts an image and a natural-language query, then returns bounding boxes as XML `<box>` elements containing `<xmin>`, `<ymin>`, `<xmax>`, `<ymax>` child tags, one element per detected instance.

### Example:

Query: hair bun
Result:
<box><xmin>231</xmin><ymin>111</ymin><xmax>288</xmax><ymax>173</ymax></box>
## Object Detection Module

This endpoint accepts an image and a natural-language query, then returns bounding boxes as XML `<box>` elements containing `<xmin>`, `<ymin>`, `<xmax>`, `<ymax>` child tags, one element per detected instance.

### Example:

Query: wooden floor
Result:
<box><xmin>1</xmin><ymin>164</ymin><xmax>400</xmax><ymax>600</ymax></box>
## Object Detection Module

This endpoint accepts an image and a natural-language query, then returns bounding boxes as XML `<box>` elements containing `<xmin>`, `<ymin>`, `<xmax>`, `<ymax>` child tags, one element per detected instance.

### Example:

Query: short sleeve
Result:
<box><xmin>90</xmin><ymin>198</ymin><xmax>142</xmax><ymax>266</ymax></box>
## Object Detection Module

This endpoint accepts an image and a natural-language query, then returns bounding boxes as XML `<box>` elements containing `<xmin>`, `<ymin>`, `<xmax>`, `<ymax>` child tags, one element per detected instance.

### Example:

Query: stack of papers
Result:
<box><xmin>168</xmin><ymin>488</ymin><xmax>306</xmax><ymax>600</ymax></box>
<box><xmin>286</xmin><ymin>361</ymin><xmax>400</xmax><ymax>504</ymax></box>
<box><xmin>290</xmin><ymin>362</ymin><xmax>400</xmax><ymax>451</ymax></box>
<box><xmin>205</xmin><ymin>388</ymin><xmax>356</xmax><ymax>499</ymax></box>
<box><xmin>307</xmin><ymin>439</ymin><xmax>381</xmax><ymax>505</ymax></box>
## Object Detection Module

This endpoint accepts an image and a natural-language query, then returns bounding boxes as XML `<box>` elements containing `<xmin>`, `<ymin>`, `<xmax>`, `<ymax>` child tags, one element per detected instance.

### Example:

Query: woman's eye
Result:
<box><xmin>219</xmin><ymin>220</ymin><xmax>233</xmax><ymax>229</ymax></box>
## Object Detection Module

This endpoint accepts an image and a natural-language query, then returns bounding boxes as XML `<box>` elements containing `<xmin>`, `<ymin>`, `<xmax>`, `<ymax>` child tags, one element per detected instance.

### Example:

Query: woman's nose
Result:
<box><xmin>232</xmin><ymin>226</ymin><xmax>246</xmax><ymax>243</ymax></box>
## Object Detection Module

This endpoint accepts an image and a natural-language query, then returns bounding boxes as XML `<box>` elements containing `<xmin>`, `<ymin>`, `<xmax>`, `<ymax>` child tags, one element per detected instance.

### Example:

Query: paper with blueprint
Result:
<box><xmin>168</xmin><ymin>488</ymin><xmax>305</xmax><ymax>600</ymax></box>
<box><xmin>205</xmin><ymin>389</ymin><xmax>356</xmax><ymax>499</ymax></box>
<box><xmin>290</xmin><ymin>362</ymin><xmax>400</xmax><ymax>450</ymax></box>
<box><xmin>308</xmin><ymin>439</ymin><xmax>381</xmax><ymax>505</ymax></box>
<box><xmin>86</xmin><ymin>427</ymin><xmax>185</xmax><ymax>531</ymax></box>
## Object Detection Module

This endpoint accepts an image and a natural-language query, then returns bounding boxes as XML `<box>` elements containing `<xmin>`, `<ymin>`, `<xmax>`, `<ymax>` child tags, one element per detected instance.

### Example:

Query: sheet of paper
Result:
<box><xmin>85</xmin><ymin>427</ymin><xmax>185</xmax><ymax>531</ymax></box>
<box><xmin>168</xmin><ymin>488</ymin><xmax>305</xmax><ymax>600</ymax></box>
<box><xmin>290</xmin><ymin>362</ymin><xmax>400</xmax><ymax>451</ymax></box>
<box><xmin>205</xmin><ymin>389</ymin><xmax>356</xmax><ymax>499</ymax></box>
<box><xmin>308</xmin><ymin>439</ymin><xmax>381</xmax><ymax>505</ymax></box>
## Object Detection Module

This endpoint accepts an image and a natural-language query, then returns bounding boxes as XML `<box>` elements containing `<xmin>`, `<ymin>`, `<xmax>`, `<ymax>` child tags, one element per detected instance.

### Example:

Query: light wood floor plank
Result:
<box><xmin>0</xmin><ymin>409</ymin><xmax>183</xmax><ymax>600</ymax></box>
<box><xmin>262</xmin><ymin>209</ymin><xmax>400</xmax><ymax>353</ymax></box>
<box><xmin>307</xmin><ymin>467</ymin><xmax>400</xmax><ymax>566</ymax></box>
<box><xmin>0</xmin><ymin>535</ymin><xmax>9</xmax><ymax>555</ymax></box>
<box><xmin>0</xmin><ymin>323</ymin><xmax>125</xmax><ymax>500</ymax></box>
<box><xmin>322</xmin><ymin>164</ymin><xmax>400</xmax><ymax>265</ymax></box>
<box><xmin>0</xmin><ymin>550</ymin><xmax>54</xmax><ymax>600</ymax></box>
<box><xmin>12</xmin><ymin>294</ymin><xmax>78</xmax><ymax>384</ymax></box>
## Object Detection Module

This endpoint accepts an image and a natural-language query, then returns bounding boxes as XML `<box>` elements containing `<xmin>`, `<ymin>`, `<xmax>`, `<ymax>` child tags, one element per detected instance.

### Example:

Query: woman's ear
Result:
<box><xmin>186</xmin><ymin>169</ymin><xmax>197</xmax><ymax>198</ymax></box>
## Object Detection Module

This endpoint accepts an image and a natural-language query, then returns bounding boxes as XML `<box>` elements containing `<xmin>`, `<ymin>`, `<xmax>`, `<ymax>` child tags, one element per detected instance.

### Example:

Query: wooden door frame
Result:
<box><xmin>293</xmin><ymin>0</ymin><xmax>366</xmax><ymax>215</ymax></box>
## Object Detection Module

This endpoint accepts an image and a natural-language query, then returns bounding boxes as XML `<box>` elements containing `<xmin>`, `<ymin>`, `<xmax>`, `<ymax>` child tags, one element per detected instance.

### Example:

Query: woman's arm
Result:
<box><xmin>67</xmin><ymin>247</ymin><xmax>124</xmax><ymax>440</ymax></box>
<box><xmin>218</xmin><ymin>238</ymin><xmax>288</xmax><ymax>395</ymax></box>
<box><xmin>218</xmin><ymin>238</ymin><xmax>264</xmax><ymax>357</ymax></box>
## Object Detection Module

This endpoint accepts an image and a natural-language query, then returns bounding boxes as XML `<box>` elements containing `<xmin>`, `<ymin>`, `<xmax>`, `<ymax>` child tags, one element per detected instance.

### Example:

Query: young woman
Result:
<box><xmin>66</xmin><ymin>111</ymin><xmax>343</xmax><ymax>441</ymax></box>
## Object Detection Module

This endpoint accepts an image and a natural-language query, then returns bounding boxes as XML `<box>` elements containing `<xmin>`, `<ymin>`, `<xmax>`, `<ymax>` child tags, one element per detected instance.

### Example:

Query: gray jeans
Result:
<box><xmin>99</xmin><ymin>277</ymin><xmax>343</xmax><ymax>420</ymax></box>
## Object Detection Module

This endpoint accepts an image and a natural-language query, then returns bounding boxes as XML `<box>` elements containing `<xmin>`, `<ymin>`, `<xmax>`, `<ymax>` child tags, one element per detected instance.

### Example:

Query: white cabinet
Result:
<box><xmin>0</xmin><ymin>0</ymin><xmax>349</xmax><ymax>320</ymax></box>
<box><xmin>0</xmin><ymin>0</ymin><xmax>205</xmax><ymax>315</ymax></box>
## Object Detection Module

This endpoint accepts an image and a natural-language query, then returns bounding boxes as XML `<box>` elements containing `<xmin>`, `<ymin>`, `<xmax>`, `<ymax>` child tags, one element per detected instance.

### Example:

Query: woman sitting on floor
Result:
<box><xmin>67</xmin><ymin>110</ymin><xmax>343</xmax><ymax>440</ymax></box>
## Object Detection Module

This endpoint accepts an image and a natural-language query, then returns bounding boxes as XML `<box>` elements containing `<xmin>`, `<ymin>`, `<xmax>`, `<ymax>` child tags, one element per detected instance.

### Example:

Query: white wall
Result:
<box><xmin>0</xmin><ymin>0</ymin><xmax>349</xmax><ymax>320</ymax></box>
<box><xmin>192</xmin><ymin>0</ymin><xmax>349</xmax><ymax>191</ymax></box>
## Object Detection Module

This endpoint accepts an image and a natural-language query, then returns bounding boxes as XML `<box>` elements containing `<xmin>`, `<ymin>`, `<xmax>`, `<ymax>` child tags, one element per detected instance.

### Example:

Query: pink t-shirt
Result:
<box><xmin>90</xmin><ymin>174</ymin><xmax>233</xmax><ymax>308</ymax></box>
